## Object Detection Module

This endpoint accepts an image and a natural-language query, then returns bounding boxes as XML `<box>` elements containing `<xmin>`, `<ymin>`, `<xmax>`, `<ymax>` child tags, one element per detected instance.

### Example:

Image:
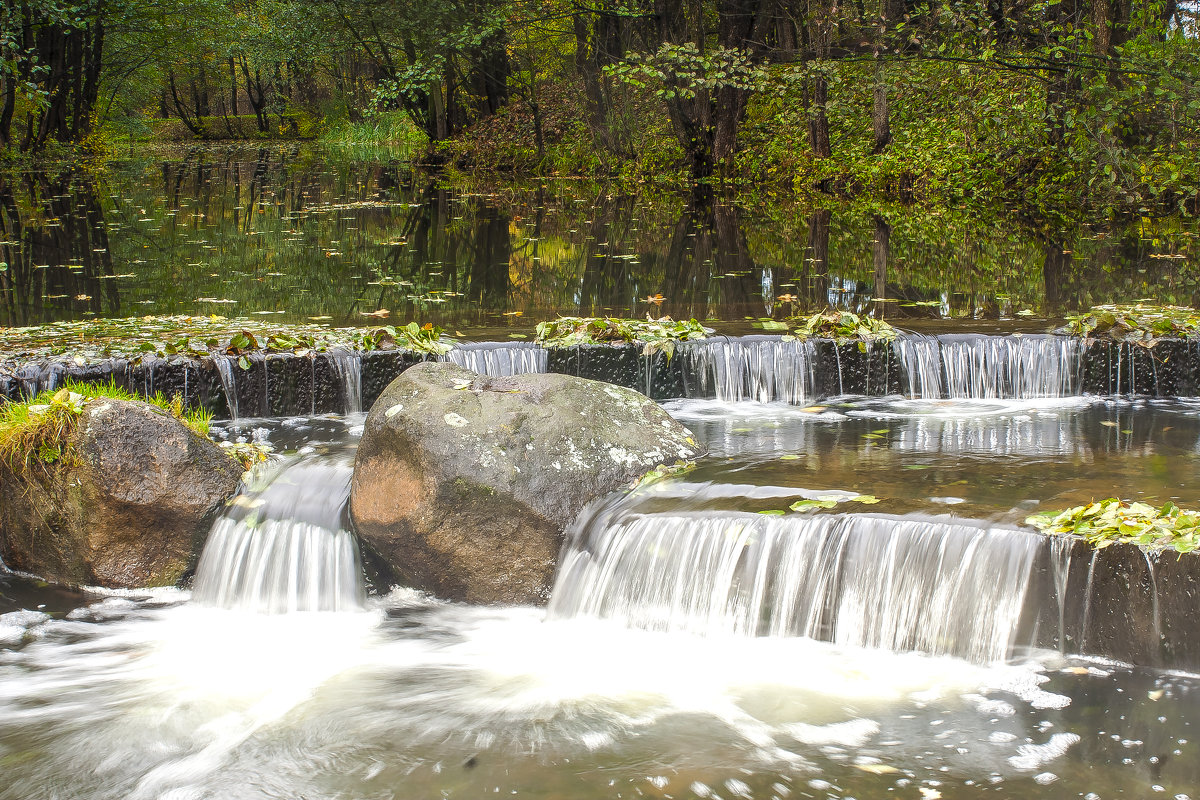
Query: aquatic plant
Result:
<box><xmin>0</xmin><ymin>382</ymin><xmax>218</xmax><ymax>477</ymax></box>
<box><xmin>535</xmin><ymin>316</ymin><xmax>712</xmax><ymax>358</ymax></box>
<box><xmin>1062</xmin><ymin>304</ymin><xmax>1200</xmax><ymax>344</ymax></box>
<box><xmin>1025</xmin><ymin>498</ymin><xmax>1200</xmax><ymax>554</ymax></box>
<box><xmin>787</xmin><ymin>311</ymin><xmax>898</xmax><ymax>347</ymax></box>
<box><xmin>0</xmin><ymin>316</ymin><xmax>452</xmax><ymax>368</ymax></box>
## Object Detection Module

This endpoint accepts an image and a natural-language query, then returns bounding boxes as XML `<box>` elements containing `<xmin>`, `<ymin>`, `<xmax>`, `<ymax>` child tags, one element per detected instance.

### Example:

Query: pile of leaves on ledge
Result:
<box><xmin>0</xmin><ymin>316</ymin><xmax>452</xmax><ymax>368</ymax></box>
<box><xmin>535</xmin><ymin>316</ymin><xmax>712</xmax><ymax>357</ymax></box>
<box><xmin>1061</xmin><ymin>304</ymin><xmax>1200</xmax><ymax>344</ymax></box>
<box><xmin>1025</xmin><ymin>498</ymin><xmax>1200</xmax><ymax>554</ymax></box>
<box><xmin>785</xmin><ymin>311</ymin><xmax>898</xmax><ymax>349</ymax></box>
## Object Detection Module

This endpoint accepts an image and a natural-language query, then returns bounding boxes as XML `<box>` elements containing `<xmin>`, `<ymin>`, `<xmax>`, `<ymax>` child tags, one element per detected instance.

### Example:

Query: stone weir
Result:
<box><xmin>1017</xmin><ymin>536</ymin><xmax>1200</xmax><ymax>670</ymax></box>
<box><xmin>3</xmin><ymin>333</ymin><xmax>1200</xmax><ymax>418</ymax></box>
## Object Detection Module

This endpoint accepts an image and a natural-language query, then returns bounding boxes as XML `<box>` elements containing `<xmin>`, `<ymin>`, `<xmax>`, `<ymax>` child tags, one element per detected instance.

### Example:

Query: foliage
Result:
<box><xmin>1062</xmin><ymin>304</ymin><xmax>1200</xmax><ymax>343</ymax></box>
<box><xmin>633</xmin><ymin>459</ymin><xmax>697</xmax><ymax>488</ymax></box>
<box><xmin>535</xmin><ymin>316</ymin><xmax>712</xmax><ymax>357</ymax></box>
<box><xmin>787</xmin><ymin>311</ymin><xmax>898</xmax><ymax>345</ymax></box>
<box><xmin>788</xmin><ymin>494</ymin><xmax>880</xmax><ymax>513</ymax></box>
<box><xmin>605</xmin><ymin>43</ymin><xmax>769</xmax><ymax>103</ymax></box>
<box><xmin>1026</xmin><ymin>498</ymin><xmax>1200</xmax><ymax>554</ymax></box>
<box><xmin>0</xmin><ymin>315</ymin><xmax>452</xmax><ymax>367</ymax></box>
<box><xmin>0</xmin><ymin>381</ymin><xmax>214</xmax><ymax>477</ymax></box>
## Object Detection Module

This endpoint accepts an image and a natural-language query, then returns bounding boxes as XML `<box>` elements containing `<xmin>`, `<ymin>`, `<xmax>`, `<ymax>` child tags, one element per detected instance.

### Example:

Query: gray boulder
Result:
<box><xmin>0</xmin><ymin>399</ymin><xmax>243</xmax><ymax>587</ymax></box>
<box><xmin>350</xmin><ymin>362</ymin><xmax>703</xmax><ymax>604</ymax></box>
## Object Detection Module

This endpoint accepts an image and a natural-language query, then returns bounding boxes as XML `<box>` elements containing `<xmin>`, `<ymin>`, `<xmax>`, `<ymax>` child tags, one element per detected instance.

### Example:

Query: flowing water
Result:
<box><xmin>3</xmin><ymin>398</ymin><xmax>1200</xmax><ymax>798</ymax></box>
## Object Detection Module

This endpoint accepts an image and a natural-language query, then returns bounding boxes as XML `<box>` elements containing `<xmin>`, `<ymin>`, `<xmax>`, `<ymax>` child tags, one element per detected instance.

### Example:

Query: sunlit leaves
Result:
<box><xmin>787</xmin><ymin>311</ymin><xmax>898</xmax><ymax>345</ymax></box>
<box><xmin>1063</xmin><ymin>303</ymin><xmax>1200</xmax><ymax>344</ymax></box>
<box><xmin>0</xmin><ymin>314</ymin><xmax>452</xmax><ymax>365</ymax></box>
<box><xmin>535</xmin><ymin>316</ymin><xmax>712</xmax><ymax>358</ymax></box>
<box><xmin>1026</xmin><ymin>498</ymin><xmax>1200</xmax><ymax>554</ymax></box>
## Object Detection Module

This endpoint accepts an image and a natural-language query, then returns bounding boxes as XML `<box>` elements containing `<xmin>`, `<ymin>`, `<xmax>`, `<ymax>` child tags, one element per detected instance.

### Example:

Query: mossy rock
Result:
<box><xmin>0</xmin><ymin>399</ymin><xmax>242</xmax><ymax>588</ymax></box>
<box><xmin>350</xmin><ymin>362</ymin><xmax>704</xmax><ymax>604</ymax></box>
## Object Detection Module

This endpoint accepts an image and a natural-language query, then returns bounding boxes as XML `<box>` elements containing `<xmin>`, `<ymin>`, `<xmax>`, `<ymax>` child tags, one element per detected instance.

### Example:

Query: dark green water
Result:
<box><xmin>1</xmin><ymin>144</ymin><xmax>1198</xmax><ymax>333</ymax></box>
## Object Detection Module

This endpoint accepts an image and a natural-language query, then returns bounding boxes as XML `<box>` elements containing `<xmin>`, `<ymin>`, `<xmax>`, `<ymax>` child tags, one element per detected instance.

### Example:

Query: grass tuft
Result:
<box><xmin>0</xmin><ymin>381</ymin><xmax>216</xmax><ymax>479</ymax></box>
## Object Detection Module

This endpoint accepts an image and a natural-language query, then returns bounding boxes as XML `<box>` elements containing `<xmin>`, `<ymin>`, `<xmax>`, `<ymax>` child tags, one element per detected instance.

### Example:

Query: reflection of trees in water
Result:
<box><xmin>0</xmin><ymin>175</ymin><xmax>118</xmax><ymax>326</ymax></box>
<box><xmin>10</xmin><ymin>151</ymin><xmax>1199</xmax><ymax>328</ymax></box>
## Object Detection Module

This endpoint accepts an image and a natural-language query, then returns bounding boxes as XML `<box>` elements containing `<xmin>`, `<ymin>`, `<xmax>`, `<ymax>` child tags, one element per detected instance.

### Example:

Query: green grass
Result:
<box><xmin>319</xmin><ymin>111</ymin><xmax>428</xmax><ymax>157</ymax></box>
<box><xmin>0</xmin><ymin>381</ymin><xmax>214</xmax><ymax>478</ymax></box>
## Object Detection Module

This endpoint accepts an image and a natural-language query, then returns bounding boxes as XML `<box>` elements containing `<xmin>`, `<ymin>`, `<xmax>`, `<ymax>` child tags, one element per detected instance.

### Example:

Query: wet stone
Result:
<box><xmin>350</xmin><ymin>362</ymin><xmax>704</xmax><ymax>604</ymax></box>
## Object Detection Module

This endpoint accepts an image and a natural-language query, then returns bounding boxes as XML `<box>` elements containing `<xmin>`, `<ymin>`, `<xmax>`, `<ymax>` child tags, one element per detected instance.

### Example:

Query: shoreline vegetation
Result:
<box><xmin>3</xmin><ymin>2</ymin><xmax>1198</xmax><ymax>220</ymax></box>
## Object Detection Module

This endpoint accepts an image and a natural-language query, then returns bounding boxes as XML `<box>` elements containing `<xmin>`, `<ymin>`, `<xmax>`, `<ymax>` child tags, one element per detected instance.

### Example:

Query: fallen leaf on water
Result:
<box><xmin>502</xmin><ymin>310</ymin><xmax>524</xmax><ymax>317</ymax></box>
<box><xmin>855</xmin><ymin>763</ymin><xmax>899</xmax><ymax>775</ymax></box>
<box><xmin>800</xmin><ymin>405</ymin><xmax>826</xmax><ymax>413</ymax></box>
<box><xmin>1100</xmin><ymin>421</ymin><xmax>1118</xmax><ymax>427</ymax></box>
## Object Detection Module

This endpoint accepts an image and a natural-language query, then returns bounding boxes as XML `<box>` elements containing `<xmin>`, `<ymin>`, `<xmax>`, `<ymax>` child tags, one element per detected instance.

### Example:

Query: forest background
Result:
<box><xmin>2</xmin><ymin>0</ymin><xmax>1199</xmax><ymax>219</ymax></box>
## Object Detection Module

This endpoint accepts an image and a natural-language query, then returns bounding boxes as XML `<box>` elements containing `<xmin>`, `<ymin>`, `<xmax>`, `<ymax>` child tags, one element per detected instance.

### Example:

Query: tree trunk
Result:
<box><xmin>808</xmin><ymin>76</ymin><xmax>832</xmax><ymax>159</ymax></box>
<box><xmin>873</xmin><ymin>215</ymin><xmax>890</xmax><ymax>303</ymax></box>
<box><xmin>804</xmin><ymin>209</ymin><xmax>832</xmax><ymax>305</ymax></box>
<box><xmin>229</xmin><ymin>57</ymin><xmax>239</xmax><ymax>115</ymax></box>
<box><xmin>872</xmin><ymin>60</ymin><xmax>891</xmax><ymax>153</ymax></box>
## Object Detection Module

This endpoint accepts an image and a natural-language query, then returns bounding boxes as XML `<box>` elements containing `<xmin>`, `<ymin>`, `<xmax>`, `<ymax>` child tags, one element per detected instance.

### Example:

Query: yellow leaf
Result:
<box><xmin>855</xmin><ymin>763</ymin><xmax>899</xmax><ymax>775</ymax></box>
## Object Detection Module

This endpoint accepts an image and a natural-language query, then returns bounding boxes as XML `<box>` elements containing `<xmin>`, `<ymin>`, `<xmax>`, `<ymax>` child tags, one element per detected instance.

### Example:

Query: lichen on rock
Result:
<box><xmin>350</xmin><ymin>362</ymin><xmax>704</xmax><ymax>604</ymax></box>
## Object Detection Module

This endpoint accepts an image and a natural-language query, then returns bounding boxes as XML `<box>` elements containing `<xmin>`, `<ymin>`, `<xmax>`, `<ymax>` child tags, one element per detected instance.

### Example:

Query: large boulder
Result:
<box><xmin>0</xmin><ymin>398</ymin><xmax>243</xmax><ymax>587</ymax></box>
<box><xmin>350</xmin><ymin>362</ymin><xmax>703</xmax><ymax>604</ymax></box>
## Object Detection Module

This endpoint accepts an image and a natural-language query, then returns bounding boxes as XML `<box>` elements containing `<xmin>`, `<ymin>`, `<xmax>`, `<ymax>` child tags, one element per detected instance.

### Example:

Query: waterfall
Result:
<box><xmin>892</xmin><ymin>334</ymin><xmax>1083</xmax><ymax>399</ymax></box>
<box><xmin>445</xmin><ymin>341</ymin><xmax>549</xmax><ymax>377</ymax></box>
<box><xmin>328</xmin><ymin>348</ymin><xmax>363</xmax><ymax>413</ymax></box>
<box><xmin>681</xmin><ymin>337</ymin><xmax>818</xmax><ymax>404</ymax></box>
<box><xmin>192</xmin><ymin>453</ymin><xmax>364</xmax><ymax>613</ymax></box>
<box><xmin>549</xmin><ymin>509</ymin><xmax>1040</xmax><ymax>663</ymax></box>
<box><xmin>212</xmin><ymin>355</ymin><xmax>240</xmax><ymax>419</ymax></box>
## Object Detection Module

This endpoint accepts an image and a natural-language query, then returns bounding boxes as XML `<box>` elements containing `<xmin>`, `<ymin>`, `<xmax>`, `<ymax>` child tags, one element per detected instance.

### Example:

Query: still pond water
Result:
<box><xmin>1</xmin><ymin>144</ymin><xmax>1198</xmax><ymax>333</ymax></box>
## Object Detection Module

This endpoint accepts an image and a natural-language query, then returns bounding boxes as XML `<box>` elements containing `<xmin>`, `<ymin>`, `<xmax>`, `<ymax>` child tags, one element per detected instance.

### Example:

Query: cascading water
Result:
<box><xmin>550</xmin><ymin>504</ymin><xmax>1041</xmax><ymax>664</ymax></box>
<box><xmin>681</xmin><ymin>337</ymin><xmax>818</xmax><ymax>404</ymax></box>
<box><xmin>445</xmin><ymin>341</ymin><xmax>549</xmax><ymax>376</ymax></box>
<box><xmin>328</xmin><ymin>348</ymin><xmax>364</xmax><ymax>413</ymax></box>
<box><xmin>893</xmin><ymin>334</ymin><xmax>1084</xmax><ymax>399</ymax></box>
<box><xmin>212</xmin><ymin>354</ymin><xmax>240</xmax><ymax>418</ymax></box>
<box><xmin>191</xmin><ymin>451</ymin><xmax>364</xmax><ymax>613</ymax></box>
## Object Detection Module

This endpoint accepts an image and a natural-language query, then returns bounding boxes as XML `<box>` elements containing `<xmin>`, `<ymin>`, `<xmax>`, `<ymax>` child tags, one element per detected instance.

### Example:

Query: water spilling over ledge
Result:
<box><xmin>550</xmin><ymin>508</ymin><xmax>1040</xmax><ymax>663</ymax></box>
<box><xmin>8</xmin><ymin>331</ymin><xmax>1199</xmax><ymax>419</ymax></box>
<box><xmin>192</xmin><ymin>452</ymin><xmax>365</xmax><ymax>613</ymax></box>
